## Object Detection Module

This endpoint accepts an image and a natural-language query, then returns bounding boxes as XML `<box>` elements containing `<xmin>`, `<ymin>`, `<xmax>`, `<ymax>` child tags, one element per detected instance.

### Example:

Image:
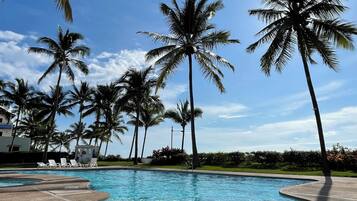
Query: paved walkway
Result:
<box><xmin>0</xmin><ymin>173</ymin><xmax>108</xmax><ymax>201</ymax></box>
<box><xmin>1</xmin><ymin>166</ymin><xmax>357</xmax><ymax>201</ymax></box>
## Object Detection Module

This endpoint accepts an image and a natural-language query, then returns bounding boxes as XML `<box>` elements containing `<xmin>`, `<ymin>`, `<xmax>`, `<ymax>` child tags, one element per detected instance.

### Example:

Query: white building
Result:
<box><xmin>0</xmin><ymin>106</ymin><xmax>30</xmax><ymax>152</ymax></box>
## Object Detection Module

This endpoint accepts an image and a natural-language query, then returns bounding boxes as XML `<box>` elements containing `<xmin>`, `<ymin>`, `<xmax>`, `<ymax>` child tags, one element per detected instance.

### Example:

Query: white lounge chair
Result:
<box><xmin>70</xmin><ymin>159</ymin><xmax>82</xmax><ymax>167</ymax></box>
<box><xmin>37</xmin><ymin>162</ymin><xmax>48</xmax><ymax>168</ymax></box>
<box><xmin>89</xmin><ymin>158</ymin><xmax>98</xmax><ymax>167</ymax></box>
<box><xmin>60</xmin><ymin>158</ymin><xmax>70</xmax><ymax>168</ymax></box>
<box><xmin>48</xmin><ymin>159</ymin><xmax>60</xmax><ymax>168</ymax></box>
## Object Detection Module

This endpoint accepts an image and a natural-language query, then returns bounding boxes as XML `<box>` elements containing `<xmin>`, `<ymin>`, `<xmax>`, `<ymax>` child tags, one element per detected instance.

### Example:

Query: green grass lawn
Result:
<box><xmin>97</xmin><ymin>161</ymin><xmax>357</xmax><ymax>177</ymax></box>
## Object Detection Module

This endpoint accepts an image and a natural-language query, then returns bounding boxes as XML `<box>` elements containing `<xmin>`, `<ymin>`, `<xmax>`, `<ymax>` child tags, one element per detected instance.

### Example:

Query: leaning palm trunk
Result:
<box><xmin>188</xmin><ymin>55</ymin><xmax>200</xmax><ymax>168</ymax></box>
<box><xmin>297</xmin><ymin>33</ymin><xmax>330</xmax><ymax>176</ymax></box>
<box><xmin>141</xmin><ymin>127</ymin><xmax>148</xmax><ymax>159</ymax></box>
<box><xmin>9</xmin><ymin>109</ymin><xmax>21</xmax><ymax>152</ymax></box>
<box><xmin>128</xmin><ymin>128</ymin><xmax>136</xmax><ymax>159</ymax></box>
<box><xmin>104</xmin><ymin>140</ymin><xmax>109</xmax><ymax>157</ymax></box>
<box><xmin>43</xmin><ymin>66</ymin><xmax>63</xmax><ymax>162</ymax></box>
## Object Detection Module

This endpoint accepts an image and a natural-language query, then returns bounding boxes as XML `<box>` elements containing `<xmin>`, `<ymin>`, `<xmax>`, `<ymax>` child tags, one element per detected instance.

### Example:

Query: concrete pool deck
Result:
<box><xmin>0</xmin><ymin>172</ymin><xmax>108</xmax><ymax>201</ymax></box>
<box><xmin>1</xmin><ymin>166</ymin><xmax>357</xmax><ymax>201</ymax></box>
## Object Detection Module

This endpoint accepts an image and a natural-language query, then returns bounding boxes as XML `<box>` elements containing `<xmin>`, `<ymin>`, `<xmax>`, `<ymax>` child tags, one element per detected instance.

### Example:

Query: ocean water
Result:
<box><xmin>20</xmin><ymin>169</ymin><xmax>307</xmax><ymax>201</ymax></box>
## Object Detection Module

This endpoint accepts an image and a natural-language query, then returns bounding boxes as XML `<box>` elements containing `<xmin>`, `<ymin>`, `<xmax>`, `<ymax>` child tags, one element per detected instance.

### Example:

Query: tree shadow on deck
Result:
<box><xmin>317</xmin><ymin>176</ymin><xmax>332</xmax><ymax>201</ymax></box>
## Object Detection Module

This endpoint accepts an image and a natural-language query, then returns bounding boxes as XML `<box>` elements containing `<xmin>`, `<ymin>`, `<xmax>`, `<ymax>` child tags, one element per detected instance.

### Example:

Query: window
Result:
<box><xmin>0</xmin><ymin>132</ymin><xmax>2</xmax><ymax>136</ymax></box>
<box><xmin>0</xmin><ymin>118</ymin><xmax>3</xmax><ymax>123</ymax></box>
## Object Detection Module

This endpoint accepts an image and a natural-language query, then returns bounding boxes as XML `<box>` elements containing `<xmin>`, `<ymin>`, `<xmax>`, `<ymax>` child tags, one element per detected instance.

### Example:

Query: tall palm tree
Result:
<box><xmin>127</xmin><ymin>113</ymin><xmax>144</xmax><ymax>159</ymax></box>
<box><xmin>140</xmin><ymin>0</ymin><xmax>238</xmax><ymax>168</ymax></box>
<box><xmin>100</xmin><ymin>107</ymin><xmax>127</xmax><ymax>157</ymax></box>
<box><xmin>165</xmin><ymin>100</ymin><xmax>202</xmax><ymax>151</ymax></box>
<box><xmin>117</xmin><ymin>67</ymin><xmax>157</xmax><ymax>165</ymax></box>
<box><xmin>66</xmin><ymin>122</ymin><xmax>86</xmax><ymax>147</ymax></box>
<box><xmin>29</xmin><ymin>27</ymin><xmax>89</xmax><ymax>161</ymax></box>
<box><xmin>0</xmin><ymin>78</ymin><xmax>34</xmax><ymax>152</ymax></box>
<box><xmin>36</xmin><ymin>86</ymin><xmax>73</xmax><ymax>161</ymax></box>
<box><xmin>56</xmin><ymin>0</ymin><xmax>73</xmax><ymax>22</ymax></box>
<box><xmin>18</xmin><ymin>109</ymin><xmax>45</xmax><ymax>151</ymax></box>
<box><xmin>96</xmin><ymin>83</ymin><xmax>121</xmax><ymax>155</ymax></box>
<box><xmin>83</xmin><ymin>87</ymin><xmax>105</xmax><ymax>147</ymax></box>
<box><xmin>247</xmin><ymin>0</ymin><xmax>357</xmax><ymax>176</ymax></box>
<box><xmin>69</xmin><ymin>82</ymin><xmax>93</xmax><ymax>146</ymax></box>
<box><xmin>140</xmin><ymin>99</ymin><xmax>165</xmax><ymax>159</ymax></box>
<box><xmin>51</xmin><ymin>131</ymin><xmax>72</xmax><ymax>153</ymax></box>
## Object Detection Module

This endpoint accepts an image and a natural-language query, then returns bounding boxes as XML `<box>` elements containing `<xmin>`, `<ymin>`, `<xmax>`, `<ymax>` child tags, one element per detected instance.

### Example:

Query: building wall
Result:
<box><xmin>0</xmin><ymin>112</ymin><xmax>13</xmax><ymax>137</ymax></box>
<box><xmin>0</xmin><ymin>113</ymin><xmax>10</xmax><ymax>124</ymax></box>
<box><xmin>0</xmin><ymin>136</ymin><xmax>31</xmax><ymax>152</ymax></box>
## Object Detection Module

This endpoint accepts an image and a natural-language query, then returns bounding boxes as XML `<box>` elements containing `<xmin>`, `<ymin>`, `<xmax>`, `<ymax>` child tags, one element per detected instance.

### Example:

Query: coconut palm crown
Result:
<box><xmin>247</xmin><ymin>0</ymin><xmax>357</xmax><ymax>176</ymax></box>
<box><xmin>140</xmin><ymin>0</ymin><xmax>238</xmax><ymax>168</ymax></box>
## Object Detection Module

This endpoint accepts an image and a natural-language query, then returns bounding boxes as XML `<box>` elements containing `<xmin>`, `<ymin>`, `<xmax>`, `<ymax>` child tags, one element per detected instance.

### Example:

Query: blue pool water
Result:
<box><xmin>0</xmin><ymin>178</ymin><xmax>36</xmax><ymax>187</ymax></box>
<box><xmin>19</xmin><ymin>170</ymin><xmax>306</xmax><ymax>201</ymax></box>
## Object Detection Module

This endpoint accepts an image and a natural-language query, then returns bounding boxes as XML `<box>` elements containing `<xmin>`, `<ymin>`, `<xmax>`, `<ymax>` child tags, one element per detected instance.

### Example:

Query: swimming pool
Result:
<box><xmin>0</xmin><ymin>178</ymin><xmax>36</xmax><ymax>187</ymax></box>
<box><xmin>20</xmin><ymin>169</ymin><xmax>307</xmax><ymax>201</ymax></box>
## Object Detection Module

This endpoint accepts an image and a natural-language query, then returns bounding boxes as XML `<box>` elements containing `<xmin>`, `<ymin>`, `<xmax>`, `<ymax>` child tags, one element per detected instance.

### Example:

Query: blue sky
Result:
<box><xmin>0</xmin><ymin>0</ymin><xmax>357</xmax><ymax>157</ymax></box>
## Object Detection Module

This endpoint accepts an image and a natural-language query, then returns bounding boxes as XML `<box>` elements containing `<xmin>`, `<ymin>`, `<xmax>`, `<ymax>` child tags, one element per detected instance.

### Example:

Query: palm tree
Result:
<box><xmin>100</xmin><ymin>107</ymin><xmax>127</xmax><ymax>157</ymax></box>
<box><xmin>56</xmin><ymin>0</ymin><xmax>73</xmax><ymax>22</ymax></box>
<box><xmin>29</xmin><ymin>27</ymin><xmax>89</xmax><ymax>161</ymax></box>
<box><xmin>66</xmin><ymin>122</ymin><xmax>86</xmax><ymax>147</ymax></box>
<box><xmin>140</xmin><ymin>99</ymin><xmax>165</xmax><ymax>159</ymax></box>
<box><xmin>117</xmin><ymin>67</ymin><xmax>157</xmax><ymax>165</ymax></box>
<box><xmin>0</xmin><ymin>78</ymin><xmax>34</xmax><ymax>152</ymax></box>
<box><xmin>69</xmin><ymin>82</ymin><xmax>93</xmax><ymax>146</ymax></box>
<box><xmin>139</xmin><ymin>0</ymin><xmax>238</xmax><ymax>168</ymax></box>
<box><xmin>165</xmin><ymin>100</ymin><xmax>202</xmax><ymax>151</ymax></box>
<box><xmin>36</xmin><ymin>86</ymin><xmax>73</xmax><ymax>161</ymax></box>
<box><xmin>247</xmin><ymin>0</ymin><xmax>357</xmax><ymax>176</ymax></box>
<box><xmin>127</xmin><ymin>113</ymin><xmax>144</xmax><ymax>159</ymax></box>
<box><xmin>51</xmin><ymin>131</ymin><xmax>72</xmax><ymax>153</ymax></box>
<box><xmin>95</xmin><ymin>83</ymin><xmax>121</xmax><ymax>155</ymax></box>
<box><xmin>83</xmin><ymin>87</ymin><xmax>105</xmax><ymax>147</ymax></box>
<box><xmin>18</xmin><ymin>109</ymin><xmax>45</xmax><ymax>151</ymax></box>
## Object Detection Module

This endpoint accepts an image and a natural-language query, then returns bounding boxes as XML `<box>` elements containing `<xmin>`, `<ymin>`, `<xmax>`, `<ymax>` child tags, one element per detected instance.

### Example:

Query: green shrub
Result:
<box><xmin>151</xmin><ymin>146</ymin><xmax>188</xmax><ymax>165</ymax></box>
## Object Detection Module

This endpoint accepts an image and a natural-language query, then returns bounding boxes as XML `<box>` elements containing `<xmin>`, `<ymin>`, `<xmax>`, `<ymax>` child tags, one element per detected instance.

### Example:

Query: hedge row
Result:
<box><xmin>151</xmin><ymin>144</ymin><xmax>357</xmax><ymax>171</ymax></box>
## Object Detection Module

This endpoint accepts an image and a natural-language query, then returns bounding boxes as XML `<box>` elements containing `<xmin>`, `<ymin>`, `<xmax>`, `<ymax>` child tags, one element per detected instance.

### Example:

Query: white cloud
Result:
<box><xmin>261</xmin><ymin>80</ymin><xmax>349</xmax><ymax>116</ymax></box>
<box><xmin>80</xmin><ymin>49</ymin><xmax>149</xmax><ymax>86</ymax></box>
<box><xmin>195</xmin><ymin>106</ymin><xmax>357</xmax><ymax>152</ymax></box>
<box><xmin>0</xmin><ymin>31</ymin><xmax>25</xmax><ymax>42</ymax></box>
<box><xmin>158</xmin><ymin>84</ymin><xmax>187</xmax><ymax>109</ymax></box>
<box><xmin>0</xmin><ymin>29</ymin><xmax>152</xmax><ymax>90</ymax></box>
<box><xmin>201</xmin><ymin>102</ymin><xmax>248</xmax><ymax>118</ymax></box>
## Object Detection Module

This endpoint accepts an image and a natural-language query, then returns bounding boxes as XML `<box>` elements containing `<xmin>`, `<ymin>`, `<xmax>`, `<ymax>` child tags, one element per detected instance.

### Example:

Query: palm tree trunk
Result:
<box><xmin>188</xmin><ymin>54</ymin><xmax>200</xmax><ymax>168</ymax></box>
<box><xmin>98</xmin><ymin>138</ymin><xmax>103</xmax><ymax>156</ymax></box>
<box><xmin>141</xmin><ymin>127</ymin><xmax>148</xmax><ymax>159</ymax></box>
<box><xmin>134</xmin><ymin>106</ymin><xmax>140</xmax><ymax>165</ymax></box>
<box><xmin>76</xmin><ymin>103</ymin><xmax>83</xmax><ymax>147</ymax></box>
<box><xmin>43</xmin><ymin>66</ymin><xmax>63</xmax><ymax>162</ymax></box>
<box><xmin>128</xmin><ymin>128</ymin><xmax>135</xmax><ymax>159</ymax></box>
<box><xmin>181</xmin><ymin>126</ymin><xmax>185</xmax><ymax>152</ymax></box>
<box><xmin>104</xmin><ymin>140</ymin><xmax>109</xmax><ymax>157</ymax></box>
<box><xmin>300</xmin><ymin>54</ymin><xmax>331</xmax><ymax>176</ymax></box>
<box><xmin>9</xmin><ymin>109</ymin><xmax>21</xmax><ymax>152</ymax></box>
